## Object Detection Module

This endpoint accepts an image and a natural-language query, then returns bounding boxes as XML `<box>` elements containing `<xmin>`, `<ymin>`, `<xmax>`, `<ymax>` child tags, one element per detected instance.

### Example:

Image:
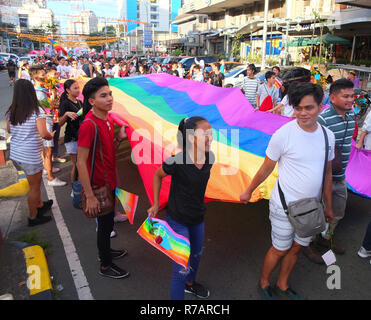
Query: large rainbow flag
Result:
<box><xmin>77</xmin><ymin>74</ymin><xmax>371</xmax><ymax>208</ymax></box>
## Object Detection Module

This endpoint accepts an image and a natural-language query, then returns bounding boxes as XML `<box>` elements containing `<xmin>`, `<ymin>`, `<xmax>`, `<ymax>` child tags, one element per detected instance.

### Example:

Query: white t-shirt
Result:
<box><xmin>20</xmin><ymin>70</ymin><xmax>31</xmax><ymax>81</ymax></box>
<box><xmin>112</xmin><ymin>65</ymin><xmax>121</xmax><ymax>78</ymax></box>
<box><xmin>69</xmin><ymin>68</ymin><xmax>86</xmax><ymax>78</ymax></box>
<box><xmin>266</xmin><ymin>120</ymin><xmax>335</xmax><ymax>209</ymax></box>
<box><xmin>193</xmin><ymin>73</ymin><xmax>204</xmax><ymax>82</ymax></box>
<box><xmin>280</xmin><ymin>95</ymin><xmax>294</xmax><ymax>117</ymax></box>
<box><xmin>103</xmin><ymin>68</ymin><xmax>113</xmax><ymax>77</ymax></box>
<box><xmin>9</xmin><ymin>107</ymin><xmax>46</xmax><ymax>165</ymax></box>
<box><xmin>362</xmin><ymin>111</ymin><xmax>371</xmax><ymax>150</ymax></box>
<box><xmin>57</xmin><ymin>65</ymin><xmax>69</xmax><ymax>78</ymax></box>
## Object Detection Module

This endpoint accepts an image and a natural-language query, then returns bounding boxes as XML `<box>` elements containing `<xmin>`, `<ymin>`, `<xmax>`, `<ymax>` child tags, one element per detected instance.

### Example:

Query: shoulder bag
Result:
<box><xmin>277</xmin><ymin>125</ymin><xmax>329</xmax><ymax>238</ymax></box>
<box><xmin>81</xmin><ymin>119</ymin><xmax>115</xmax><ymax>218</ymax></box>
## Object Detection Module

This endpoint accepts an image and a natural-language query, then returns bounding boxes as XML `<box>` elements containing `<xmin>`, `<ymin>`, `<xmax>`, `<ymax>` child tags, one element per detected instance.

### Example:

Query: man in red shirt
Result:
<box><xmin>77</xmin><ymin>77</ymin><xmax>130</xmax><ymax>279</ymax></box>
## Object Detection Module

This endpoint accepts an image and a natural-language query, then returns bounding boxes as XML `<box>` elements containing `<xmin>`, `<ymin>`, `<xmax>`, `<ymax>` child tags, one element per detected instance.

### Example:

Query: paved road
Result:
<box><xmin>1</xmin><ymin>74</ymin><xmax>371</xmax><ymax>300</ymax></box>
<box><xmin>0</xmin><ymin>71</ymin><xmax>13</xmax><ymax>130</ymax></box>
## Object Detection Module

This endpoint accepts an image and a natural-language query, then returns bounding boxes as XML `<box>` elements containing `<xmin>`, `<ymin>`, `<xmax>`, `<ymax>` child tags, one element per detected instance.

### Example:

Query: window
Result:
<box><xmin>150</xmin><ymin>14</ymin><xmax>158</xmax><ymax>20</ymax></box>
<box><xmin>151</xmin><ymin>22</ymin><xmax>158</xmax><ymax>28</ymax></box>
<box><xmin>150</xmin><ymin>6</ymin><xmax>157</xmax><ymax>12</ymax></box>
<box><xmin>19</xmin><ymin>14</ymin><xmax>28</xmax><ymax>28</ymax></box>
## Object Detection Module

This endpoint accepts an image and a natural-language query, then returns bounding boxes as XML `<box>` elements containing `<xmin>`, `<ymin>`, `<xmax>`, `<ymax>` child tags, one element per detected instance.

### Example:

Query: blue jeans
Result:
<box><xmin>166</xmin><ymin>214</ymin><xmax>204</xmax><ymax>300</ymax></box>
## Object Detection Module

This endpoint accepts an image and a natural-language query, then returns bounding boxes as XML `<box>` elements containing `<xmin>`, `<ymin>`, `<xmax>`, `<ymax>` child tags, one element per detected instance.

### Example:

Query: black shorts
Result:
<box><xmin>8</xmin><ymin>72</ymin><xmax>15</xmax><ymax>78</ymax></box>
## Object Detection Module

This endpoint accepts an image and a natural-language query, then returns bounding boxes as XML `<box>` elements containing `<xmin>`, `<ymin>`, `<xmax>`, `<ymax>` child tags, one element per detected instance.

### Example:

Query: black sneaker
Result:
<box><xmin>99</xmin><ymin>263</ymin><xmax>130</xmax><ymax>279</ymax></box>
<box><xmin>111</xmin><ymin>249</ymin><xmax>128</xmax><ymax>260</ymax></box>
<box><xmin>37</xmin><ymin>200</ymin><xmax>53</xmax><ymax>218</ymax></box>
<box><xmin>28</xmin><ymin>215</ymin><xmax>52</xmax><ymax>227</ymax></box>
<box><xmin>185</xmin><ymin>282</ymin><xmax>210</xmax><ymax>299</ymax></box>
<box><xmin>98</xmin><ymin>249</ymin><xmax>128</xmax><ymax>262</ymax></box>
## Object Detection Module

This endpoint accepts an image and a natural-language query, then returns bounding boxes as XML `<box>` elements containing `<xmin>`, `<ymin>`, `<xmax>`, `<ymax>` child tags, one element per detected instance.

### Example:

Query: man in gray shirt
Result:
<box><xmin>257</xmin><ymin>71</ymin><xmax>279</xmax><ymax>110</ymax></box>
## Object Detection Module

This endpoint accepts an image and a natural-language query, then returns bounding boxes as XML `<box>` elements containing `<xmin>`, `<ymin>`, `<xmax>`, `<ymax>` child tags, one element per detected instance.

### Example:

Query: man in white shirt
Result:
<box><xmin>192</xmin><ymin>65</ymin><xmax>204</xmax><ymax>82</ymax></box>
<box><xmin>240</xmin><ymin>82</ymin><xmax>335</xmax><ymax>300</ymax></box>
<box><xmin>56</xmin><ymin>57</ymin><xmax>68</xmax><ymax>79</ymax></box>
<box><xmin>69</xmin><ymin>60</ymin><xmax>86</xmax><ymax>78</ymax></box>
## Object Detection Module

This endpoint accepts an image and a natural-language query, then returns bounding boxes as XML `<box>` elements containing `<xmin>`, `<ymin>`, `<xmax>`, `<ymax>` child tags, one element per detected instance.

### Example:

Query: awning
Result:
<box><xmin>313</xmin><ymin>33</ymin><xmax>351</xmax><ymax>45</ymax></box>
<box><xmin>288</xmin><ymin>37</ymin><xmax>314</xmax><ymax>47</ymax></box>
<box><xmin>236</xmin><ymin>18</ymin><xmax>264</xmax><ymax>35</ymax></box>
<box><xmin>335</xmin><ymin>0</ymin><xmax>371</xmax><ymax>9</ymax></box>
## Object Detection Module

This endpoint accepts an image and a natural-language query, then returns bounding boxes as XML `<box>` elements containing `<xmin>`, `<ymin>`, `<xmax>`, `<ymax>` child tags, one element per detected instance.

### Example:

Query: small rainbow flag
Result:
<box><xmin>49</xmin><ymin>39</ymin><xmax>70</xmax><ymax>58</ymax></box>
<box><xmin>115</xmin><ymin>188</ymin><xmax>138</xmax><ymax>224</ymax></box>
<box><xmin>274</xmin><ymin>78</ymin><xmax>282</xmax><ymax>89</ymax></box>
<box><xmin>137</xmin><ymin>218</ymin><xmax>191</xmax><ymax>268</ymax></box>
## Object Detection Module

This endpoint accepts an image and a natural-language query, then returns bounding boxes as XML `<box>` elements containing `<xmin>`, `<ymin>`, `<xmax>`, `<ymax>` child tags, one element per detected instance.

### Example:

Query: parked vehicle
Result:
<box><xmin>0</xmin><ymin>53</ymin><xmax>20</xmax><ymax>64</ymax></box>
<box><xmin>224</xmin><ymin>65</ymin><xmax>248</xmax><ymax>87</ymax></box>
<box><xmin>17</xmin><ymin>56</ymin><xmax>34</xmax><ymax>68</ymax></box>
<box><xmin>162</xmin><ymin>56</ymin><xmax>184</xmax><ymax>71</ymax></box>
<box><xmin>224</xmin><ymin>62</ymin><xmax>244</xmax><ymax>73</ymax></box>
<box><xmin>26</xmin><ymin>54</ymin><xmax>38</xmax><ymax>60</ymax></box>
<box><xmin>179</xmin><ymin>56</ymin><xmax>217</xmax><ymax>71</ymax></box>
<box><xmin>256</xmin><ymin>66</ymin><xmax>311</xmax><ymax>85</ymax></box>
<box><xmin>0</xmin><ymin>57</ymin><xmax>6</xmax><ymax>70</ymax></box>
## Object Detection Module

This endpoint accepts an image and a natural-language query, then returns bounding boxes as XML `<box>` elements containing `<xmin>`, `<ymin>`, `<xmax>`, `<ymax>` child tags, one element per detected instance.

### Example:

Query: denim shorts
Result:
<box><xmin>65</xmin><ymin>141</ymin><xmax>78</xmax><ymax>155</ymax></box>
<box><xmin>13</xmin><ymin>161</ymin><xmax>43</xmax><ymax>176</ymax></box>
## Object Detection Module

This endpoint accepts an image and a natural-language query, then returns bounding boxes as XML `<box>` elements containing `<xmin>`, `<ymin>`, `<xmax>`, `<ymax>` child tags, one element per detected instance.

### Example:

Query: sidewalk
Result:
<box><xmin>0</xmin><ymin>162</ymin><xmax>53</xmax><ymax>300</ymax></box>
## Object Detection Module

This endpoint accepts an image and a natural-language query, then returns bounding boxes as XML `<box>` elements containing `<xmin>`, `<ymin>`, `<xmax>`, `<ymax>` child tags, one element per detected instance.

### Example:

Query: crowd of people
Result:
<box><xmin>3</xmin><ymin>52</ymin><xmax>371</xmax><ymax>300</ymax></box>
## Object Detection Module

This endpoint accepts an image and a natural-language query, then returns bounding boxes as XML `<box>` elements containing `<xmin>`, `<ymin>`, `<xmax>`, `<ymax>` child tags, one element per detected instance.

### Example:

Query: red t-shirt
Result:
<box><xmin>78</xmin><ymin>111</ymin><xmax>116</xmax><ymax>190</ymax></box>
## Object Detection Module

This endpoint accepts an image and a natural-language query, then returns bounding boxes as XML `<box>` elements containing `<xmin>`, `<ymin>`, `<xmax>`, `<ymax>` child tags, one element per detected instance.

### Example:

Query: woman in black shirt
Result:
<box><xmin>59</xmin><ymin>79</ymin><xmax>82</xmax><ymax>182</ymax></box>
<box><xmin>148</xmin><ymin>116</ymin><xmax>214</xmax><ymax>300</ymax></box>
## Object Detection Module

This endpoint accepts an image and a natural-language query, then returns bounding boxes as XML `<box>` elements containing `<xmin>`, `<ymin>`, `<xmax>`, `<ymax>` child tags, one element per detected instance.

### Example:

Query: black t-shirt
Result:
<box><xmin>59</xmin><ymin>98</ymin><xmax>83</xmax><ymax>143</ymax></box>
<box><xmin>209</xmin><ymin>72</ymin><xmax>225</xmax><ymax>87</ymax></box>
<box><xmin>168</xmin><ymin>69</ymin><xmax>179</xmax><ymax>77</ymax></box>
<box><xmin>162</xmin><ymin>151</ymin><xmax>214</xmax><ymax>226</ymax></box>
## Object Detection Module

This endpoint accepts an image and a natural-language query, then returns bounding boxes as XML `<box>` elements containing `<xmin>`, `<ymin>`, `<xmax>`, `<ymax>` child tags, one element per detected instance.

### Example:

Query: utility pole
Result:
<box><xmin>261</xmin><ymin>0</ymin><xmax>269</xmax><ymax>70</ymax></box>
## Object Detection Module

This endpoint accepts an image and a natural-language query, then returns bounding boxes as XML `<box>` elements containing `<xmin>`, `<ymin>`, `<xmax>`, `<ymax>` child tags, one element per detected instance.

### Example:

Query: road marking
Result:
<box><xmin>42</xmin><ymin>176</ymin><xmax>94</xmax><ymax>300</ymax></box>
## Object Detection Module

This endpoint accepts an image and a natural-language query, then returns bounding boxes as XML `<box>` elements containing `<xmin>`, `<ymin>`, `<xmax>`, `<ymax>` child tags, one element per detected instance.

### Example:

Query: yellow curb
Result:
<box><xmin>22</xmin><ymin>245</ymin><xmax>53</xmax><ymax>299</ymax></box>
<box><xmin>0</xmin><ymin>171</ymin><xmax>30</xmax><ymax>197</ymax></box>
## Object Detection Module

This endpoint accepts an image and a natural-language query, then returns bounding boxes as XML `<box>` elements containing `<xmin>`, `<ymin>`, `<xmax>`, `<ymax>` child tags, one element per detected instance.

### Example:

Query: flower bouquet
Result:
<box><xmin>310</xmin><ymin>67</ymin><xmax>327</xmax><ymax>90</ymax></box>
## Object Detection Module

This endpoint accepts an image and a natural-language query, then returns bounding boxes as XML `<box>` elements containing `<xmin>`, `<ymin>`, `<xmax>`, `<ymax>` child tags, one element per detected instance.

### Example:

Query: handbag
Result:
<box><xmin>277</xmin><ymin>125</ymin><xmax>329</xmax><ymax>238</ymax></box>
<box><xmin>81</xmin><ymin>119</ymin><xmax>115</xmax><ymax>218</ymax></box>
<box><xmin>332</xmin><ymin>119</ymin><xmax>348</xmax><ymax>175</ymax></box>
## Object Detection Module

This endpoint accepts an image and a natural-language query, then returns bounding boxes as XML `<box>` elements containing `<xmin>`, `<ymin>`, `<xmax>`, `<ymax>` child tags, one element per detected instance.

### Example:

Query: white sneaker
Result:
<box><xmin>114</xmin><ymin>213</ymin><xmax>128</xmax><ymax>223</ymax></box>
<box><xmin>43</xmin><ymin>167</ymin><xmax>61</xmax><ymax>175</ymax></box>
<box><xmin>48</xmin><ymin>177</ymin><xmax>67</xmax><ymax>187</ymax></box>
<box><xmin>110</xmin><ymin>230</ymin><xmax>117</xmax><ymax>238</ymax></box>
<box><xmin>358</xmin><ymin>246</ymin><xmax>371</xmax><ymax>258</ymax></box>
<box><xmin>52</xmin><ymin>156</ymin><xmax>67</xmax><ymax>163</ymax></box>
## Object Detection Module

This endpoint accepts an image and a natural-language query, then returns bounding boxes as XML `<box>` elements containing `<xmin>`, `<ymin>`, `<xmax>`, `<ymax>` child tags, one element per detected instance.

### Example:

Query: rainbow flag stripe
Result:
<box><xmin>137</xmin><ymin>218</ymin><xmax>191</xmax><ymax>268</ymax></box>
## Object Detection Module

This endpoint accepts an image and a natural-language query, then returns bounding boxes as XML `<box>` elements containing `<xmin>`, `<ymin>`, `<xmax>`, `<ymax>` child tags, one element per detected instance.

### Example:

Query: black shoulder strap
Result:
<box><xmin>319</xmin><ymin>125</ymin><xmax>329</xmax><ymax>202</ymax></box>
<box><xmin>278</xmin><ymin>125</ymin><xmax>329</xmax><ymax>214</ymax></box>
<box><xmin>84</xmin><ymin>119</ymin><xmax>98</xmax><ymax>185</ymax></box>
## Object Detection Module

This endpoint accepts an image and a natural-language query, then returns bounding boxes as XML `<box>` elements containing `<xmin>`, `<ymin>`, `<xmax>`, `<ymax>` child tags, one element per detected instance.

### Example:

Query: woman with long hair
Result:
<box><xmin>148</xmin><ymin>116</ymin><xmax>214</xmax><ymax>300</ymax></box>
<box><xmin>58</xmin><ymin>79</ymin><xmax>82</xmax><ymax>182</ymax></box>
<box><xmin>6</xmin><ymin>79</ymin><xmax>54</xmax><ymax>226</ymax></box>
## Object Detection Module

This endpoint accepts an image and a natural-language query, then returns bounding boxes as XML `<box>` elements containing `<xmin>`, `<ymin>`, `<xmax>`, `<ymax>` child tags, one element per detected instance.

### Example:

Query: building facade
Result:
<box><xmin>176</xmin><ymin>0</ymin><xmax>370</xmax><ymax>63</ymax></box>
<box><xmin>66</xmin><ymin>10</ymin><xmax>98</xmax><ymax>35</ymax></box>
